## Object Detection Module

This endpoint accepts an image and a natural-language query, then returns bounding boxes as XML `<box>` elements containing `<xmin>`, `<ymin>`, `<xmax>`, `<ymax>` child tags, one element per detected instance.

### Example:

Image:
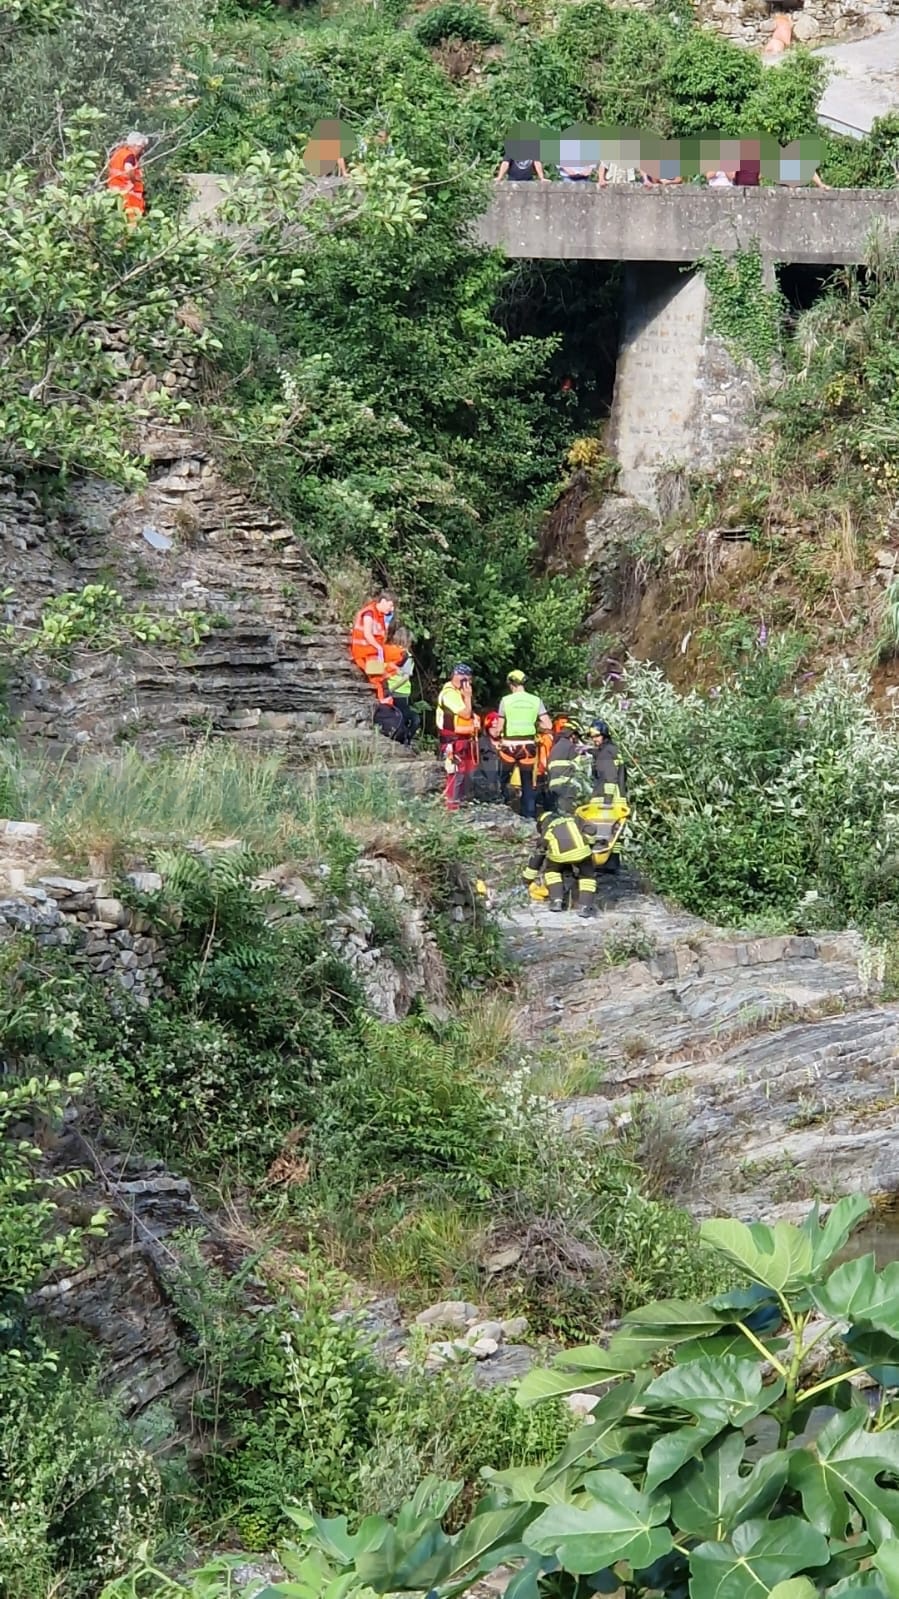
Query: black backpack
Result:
<box><xmin>374</xmin><ymin>702</ymin><xmax>407</xmax><ymax>743</ymax></box>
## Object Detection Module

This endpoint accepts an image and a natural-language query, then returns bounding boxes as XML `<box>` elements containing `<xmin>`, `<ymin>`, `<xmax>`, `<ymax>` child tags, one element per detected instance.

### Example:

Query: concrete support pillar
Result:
<box><xmin>608</xmin><ymin>262</ymin><xmax>759</xmax><ymax>514</ymax></box>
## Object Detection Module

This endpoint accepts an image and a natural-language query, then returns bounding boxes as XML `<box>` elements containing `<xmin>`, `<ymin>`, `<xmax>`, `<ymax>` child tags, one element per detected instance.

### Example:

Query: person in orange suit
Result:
<box><xmin>349</xmin><ymin>591</ymin><xmax>406</xmax><ymax>698</ymax></box>
<box><xmin>107</xmin><ymin>132</ymin><xmax>150</xmax><ymax>223</ymax></box>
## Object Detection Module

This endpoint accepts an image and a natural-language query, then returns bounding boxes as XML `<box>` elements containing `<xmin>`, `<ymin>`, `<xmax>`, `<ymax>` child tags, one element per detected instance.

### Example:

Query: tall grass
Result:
<box><xmin>4</xmin><ymin>743</ymin><xmax>420</xmax><ymax>867</ymax></box>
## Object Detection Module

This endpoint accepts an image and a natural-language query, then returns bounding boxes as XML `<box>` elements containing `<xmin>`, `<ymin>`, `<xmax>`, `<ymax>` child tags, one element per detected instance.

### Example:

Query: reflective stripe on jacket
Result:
<box><xmin>544</xmin><ymin>816</ymin><xmax>592</xmax><ymax>864</ymax></box>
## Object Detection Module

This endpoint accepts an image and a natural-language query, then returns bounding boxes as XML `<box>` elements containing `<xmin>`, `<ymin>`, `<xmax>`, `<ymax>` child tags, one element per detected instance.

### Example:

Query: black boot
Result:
<box><xmin>578</xmin><ymin>900</ymin><xmax>597</xmax><ymax>919</ymax></box>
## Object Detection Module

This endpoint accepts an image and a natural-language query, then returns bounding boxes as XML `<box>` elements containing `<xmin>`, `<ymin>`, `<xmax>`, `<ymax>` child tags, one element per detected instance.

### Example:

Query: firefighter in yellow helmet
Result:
<box><xmin>522</xmin><ymin>810</ymin><xmax>600</xmax><ymax>918</ymax></box>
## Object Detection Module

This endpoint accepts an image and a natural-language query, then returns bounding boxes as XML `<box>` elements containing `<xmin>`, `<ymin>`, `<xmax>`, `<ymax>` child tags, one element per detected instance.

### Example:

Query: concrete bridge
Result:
<box><xmin>185</xmin><ymin>172</ymin><xmax>895</xmax><ymax>514</ymax></box>
<box><xmin>476</xmin><ymin>184</ymin><xmax>899</xmax><ymax>268</ymax></box>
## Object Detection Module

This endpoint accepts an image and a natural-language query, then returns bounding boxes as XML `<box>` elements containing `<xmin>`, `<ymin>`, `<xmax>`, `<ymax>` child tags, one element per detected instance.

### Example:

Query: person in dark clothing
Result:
<box><xmin>546</xmin><ymin>720</ymin><xmax>592</xmax><ymax>815</ymax></box>
<box><xmin>496</xmin><ymin>151</ymin><xmax>548</xmax><ymax>182</ymax></box>
<box><xmin>588</xmin><ymin>720</ymin><xmax>627</xmax><ymax>800</ymax></box>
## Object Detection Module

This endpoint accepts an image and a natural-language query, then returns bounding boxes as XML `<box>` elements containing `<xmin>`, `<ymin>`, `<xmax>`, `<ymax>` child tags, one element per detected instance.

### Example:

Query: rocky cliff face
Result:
<box><xmin>2</xmin><ymin>431</ymin><xmax>375</xmax><ymax>756</ymax></box>
<box><xmin>501</xmin><ymin>875</ymin><xmax>899</xmax><ymax>1224</ymax></box>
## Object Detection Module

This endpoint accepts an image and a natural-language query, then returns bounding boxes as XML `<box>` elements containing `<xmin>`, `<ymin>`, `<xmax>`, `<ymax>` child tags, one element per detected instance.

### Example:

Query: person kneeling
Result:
<box><xmin>523</xmin><ymin>811</ymin><xmax>598</xmax><ymax>918</ymax></box>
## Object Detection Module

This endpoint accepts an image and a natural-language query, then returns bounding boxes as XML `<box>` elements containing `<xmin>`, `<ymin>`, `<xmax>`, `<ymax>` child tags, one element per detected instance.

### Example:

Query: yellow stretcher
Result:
<box><xmin>575</xmin><ymin>794</ymin><xmax>630</xmax><ymax>867</ymax></box>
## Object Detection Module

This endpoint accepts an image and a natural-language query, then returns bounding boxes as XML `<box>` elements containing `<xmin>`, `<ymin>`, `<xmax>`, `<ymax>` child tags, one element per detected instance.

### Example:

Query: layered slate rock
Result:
<box><xmin>502</xmin><ymin>879</ymin><xmax>899</xmax><ymax>1222</ymax></box>
<box><xmin>2</xmin><ymin>435</ymin><xmax>375</xmax><ymax>754</ymax></box>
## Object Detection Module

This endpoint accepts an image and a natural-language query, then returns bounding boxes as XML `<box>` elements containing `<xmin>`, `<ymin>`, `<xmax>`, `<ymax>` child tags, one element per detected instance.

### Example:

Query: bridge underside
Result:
<box><xmin>476</xmin><ymin>185</ymin><xmax>898</xmax><ymax>266</ymax></box>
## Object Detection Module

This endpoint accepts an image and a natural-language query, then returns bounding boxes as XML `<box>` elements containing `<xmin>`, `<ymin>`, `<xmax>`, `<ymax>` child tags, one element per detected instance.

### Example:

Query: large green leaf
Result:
<box><xmin>357</xmin><ymin>1506</ymin><xmax>533</xmax><ymax>1593</ymax></box>
<box><xmin>670</xmin><ymin>1433</ymin><xmax>789</xmax><ymax>1539</ymax></box>
<box><xmin>789</xmin><ymin>1407</ymin><xmax>899</xmax><ymax>1542</ymax></box>
<box><xmin>644</xmin><ymin>1418</ymin><xmax>727</xmax><ymax>1495</ymax></box>
<box><xmin>524</xmin><ymin>1471</ymin><xmax>673</xmax><ymax>1574</ymax></box>
<box><xmin>609</xmin><ymin>1301</ymin><xmax>727</xmax><ymax>1367</ymax></box>
<box><xmin>875</xmin><ymin>1540</ymin><xmax>899</xmax><ymax>1599</ymax></box>
<box><xmin>481</xmin><ymin>1464</ymin><xmax>584</xmax><ymax>1506</ymax></box>
<box><xmin>673</xmin><ymin>1334</ymin><xmax>788</xmax><ymax>1366</ymax></box>
<box><xmin>689</xmin><ymin>1516</ymin><xmax>829</xmax><ymax>1599</ymax></box>
<box><xmin>535</xmin><ymin>1379</ymin><xmax>646</xmax><ymax>1489</ymax></box>
<box><xmin>296</xmin><ymin>1508</ymin><xmax>394</xmax><ymax>1567</ymax></box>
<box><xmin>644</xmin><ymin>1356</ymin><xmax>780</xmax><ymax>1423</ymax></box>
<box><xmin>843</xmin><ymin>1326</ymin><xmax>899</xmax><ymax>1388</ymax></box>
<box><xmin>767</xmin><ymin>1580</ymin><xmax>819</xmax><ymax>1599</ymax></box>
<box><xmin>516</xmin><ymin>1352</ymin><xmax>629</xmax><ymax>1409</ymax></box>
<box><xmin>700</xmin><ymin>1219</ymin><xmax>814</xmax><ymax>1292</ymax></box>
<box><xmin>800</xmin><ymin>1196</ymin><xmax>871</xmax><ymax>1273</ymax></box>
<box><xmin>812</xmin><ymin>1253</ymin><xmax>899</xmax><ymax>1336</ymax></box>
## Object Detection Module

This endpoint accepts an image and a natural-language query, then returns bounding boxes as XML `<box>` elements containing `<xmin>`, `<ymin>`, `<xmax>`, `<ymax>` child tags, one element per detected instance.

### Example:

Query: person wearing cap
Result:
<box><xmin>533</xmin><ymin>711</ymin><xmax>555</xmax><ymax>815</ymax></box>
<box><xmin>107</xmin><ymin>132</ymin><xmax>150</xmax><ymax>222</ymax></box>
<box><xmin>436</xmin><ymin>664</ymin><xmax>480</xmax><ymax>812</ymax></box>
<box><xmin>496</xmin><ymin>671</ymin><xmax>546</xmax><ymax>821</ymax></box>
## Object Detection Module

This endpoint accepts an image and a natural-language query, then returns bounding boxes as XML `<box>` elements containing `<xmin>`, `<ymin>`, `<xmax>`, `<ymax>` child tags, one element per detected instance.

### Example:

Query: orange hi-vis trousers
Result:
<box><xmin>350</xmin><ymin>640</ymin><xmax>406</xmax><ymax>697</ymax></box>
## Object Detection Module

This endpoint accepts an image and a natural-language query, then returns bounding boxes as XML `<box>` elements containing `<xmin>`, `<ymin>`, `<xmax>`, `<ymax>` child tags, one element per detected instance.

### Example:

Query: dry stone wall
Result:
<box><xmin>623</xmin><ymin>0</ymin><xmax>897</xmax><ymax>48</ymax></box>
<box><xmin>0</xmin><ymin>872</ymin><xmax>168</xmax><ymax>1006</ymax></box>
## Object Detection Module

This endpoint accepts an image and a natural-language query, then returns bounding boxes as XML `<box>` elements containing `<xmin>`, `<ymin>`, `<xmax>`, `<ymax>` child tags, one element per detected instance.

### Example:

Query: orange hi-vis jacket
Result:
<box><xmin>107</xmin><ymin>143</ymin><xmax>146</xmax><ymax>217</ymax></box>
<box><xmin>350</xmin><ymin>601</ymin><xmax>387</xmax><ymax>662</ymax></box>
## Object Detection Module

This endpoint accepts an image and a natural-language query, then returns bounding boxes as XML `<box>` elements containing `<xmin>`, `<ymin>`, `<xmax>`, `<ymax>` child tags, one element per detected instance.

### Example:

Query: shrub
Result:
<box><xmin>414</xmin><ymin>3</ymin><xmax>500</xmax><ymax>46</ymax></box>
<box><xmin>591</xmin><ymin>648</ymin><xmax>899</xmax><ymax>928</ymax></box>
<box><xmin>309</xmin><ymin>1019</ymin><xmax>505</xmax><ymax>1200</ymax></box>
<box><xmin>663</xmin><ymin>29</ymin><xmax>761</xmax><ymax>135</ymax></box>
<box><xmin>0</xmin><ymin>1365</ymin><xmax>160</xmax><ymax>1599</ymax></box>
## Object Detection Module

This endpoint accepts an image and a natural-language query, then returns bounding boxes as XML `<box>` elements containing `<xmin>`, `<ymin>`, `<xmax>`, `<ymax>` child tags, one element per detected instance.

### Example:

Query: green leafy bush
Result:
<box><xmin>663</xmin><ymin>30</ymin><xmax>761</xmax><ymax>135</ymax></box>
<box><xmin>0</xmin><ymin>1366</ymin><xmax>161</xmax><ymax>1599</ymax></box>
<box><xmin>592</xmin><ymin>648</ymin><xmax>899</xmax><ymax>928</ymax></box>
<box><xmin>414</xmin><ymin>3</ymin><xmax>500</xmax><ymax>46</ymax></box>
<box><xmin>309</xmin><ymin>1019</ymin><xmax>505</xmax><ymax>1199</ymax></box>
<box><xmin>287</xmin><ymin>1196</ymin><xmax>899</xmax><ymax>1599</ymax></box>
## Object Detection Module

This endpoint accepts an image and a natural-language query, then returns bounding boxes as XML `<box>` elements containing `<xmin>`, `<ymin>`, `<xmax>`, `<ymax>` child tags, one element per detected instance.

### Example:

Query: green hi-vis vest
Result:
<box><xmin>544</xmin><ymin>816</ymin><xmax>592</xmax><ymax>865</ymax></box>
<box><xmin>386</xmin><ymin>673</ymin><xmax>411</xmax><ymax>698</ymax></box>
<box><xmin>498</xmin><ymin>690</ymin><xmax>542</xmax><ymax>740</ymax></box>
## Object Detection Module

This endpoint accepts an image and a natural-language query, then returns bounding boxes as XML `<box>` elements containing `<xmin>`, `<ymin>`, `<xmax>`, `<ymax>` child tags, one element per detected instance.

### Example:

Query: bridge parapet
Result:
<box><xmin>476</xmin><ymin>184</ymin><xmax>899</xmax><ymax>266</ymax></box>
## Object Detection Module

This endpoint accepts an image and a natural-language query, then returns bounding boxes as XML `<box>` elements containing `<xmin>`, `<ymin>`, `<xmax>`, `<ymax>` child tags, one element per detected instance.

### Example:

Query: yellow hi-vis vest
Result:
<box><xmin>498</xmin><ymin>690</ymin><xmax>542</xmax><ymax>739</ymax></box>
<box><xmin>543</xmin><ymin>816</ymin><xmax>592</xmax><ymax>865</ymax></box>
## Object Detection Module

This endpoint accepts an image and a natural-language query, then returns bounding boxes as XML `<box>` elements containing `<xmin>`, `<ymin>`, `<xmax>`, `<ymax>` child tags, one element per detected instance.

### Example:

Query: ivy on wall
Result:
<box><xmin>699</xmin><ymin>246</ymin><xmax>785</xmax><ymax>371</ymax></box>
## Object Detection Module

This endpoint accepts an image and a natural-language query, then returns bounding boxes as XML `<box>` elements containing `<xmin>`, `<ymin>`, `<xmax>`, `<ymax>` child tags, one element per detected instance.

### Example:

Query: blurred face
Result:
<box><xmin>377</xmin><ymin>596</ymin><xmax>394</xmax><ymax>616</ymax></box>
<box><xmin>454</xmin><ymin>672</ymin><xmax>471</xmax><ymax>689</ymax></box>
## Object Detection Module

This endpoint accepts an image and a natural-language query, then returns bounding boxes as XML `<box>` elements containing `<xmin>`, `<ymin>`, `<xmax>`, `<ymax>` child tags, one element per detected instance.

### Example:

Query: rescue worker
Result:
<box><xmin>376</xmin><ymin>650</ymin><xmax>419</xmax><ymax>744</ymax></box>
<box><xmin>349</xmin><ymin>591</ymin><xmax>406</xmax><ymax>697</ymax></box>
<box><xmin>496</xmin><ymin>670</ymin><xmax>546</xmax><ymax>821</ymax></box>
<box><xmin>107</xmin><ymin>132</ymin><xmax>150</xmax><ymax>223</ymax></box>
<box><xmin>523</xmin><ymin>811</ymin><xmax>600</xmax><ymax>918</ymax></box>
<box><xmin>586</xmin><ymin>719</ymin><xmax>628</xmax><ymax>875</ymax></box>
<box><xmin>546</xmin><ymin>718</ymin><xmax>593</xmax><ymax>815</ymax></box>
<box><xmin>588</xmin><ymin>719</ymin><xmax>627</xmax><ymax>801</ymax></box>
<box><xmin>437</xmin><ymin>664</ymin><xmax>479</xmax><ymax>812</ymax></box>
<box><xmin>533</xmin><ymin>711</ymin><xmax>555</xmax><ymax>816</ymax></box>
